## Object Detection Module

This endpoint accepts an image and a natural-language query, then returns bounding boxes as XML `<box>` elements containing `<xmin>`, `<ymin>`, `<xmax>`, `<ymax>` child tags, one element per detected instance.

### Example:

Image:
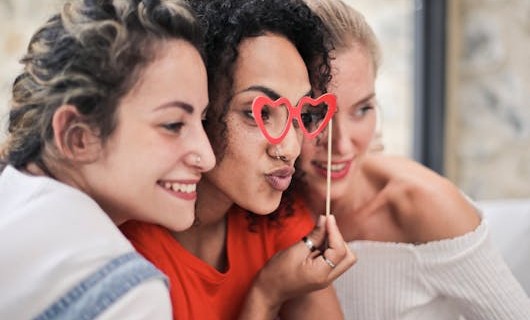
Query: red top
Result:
<box><xmin>120</xmin><ymin>201</ymin><xmax>314</xmax><ymax>320</ymax></box>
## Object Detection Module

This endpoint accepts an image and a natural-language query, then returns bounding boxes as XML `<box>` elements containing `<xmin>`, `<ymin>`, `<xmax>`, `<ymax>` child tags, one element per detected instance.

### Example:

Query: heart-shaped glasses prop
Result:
<box><xmin>252</xmin><ymin>93</ymin><xmax>336</xmax><ymax>216</ymax></box>
<box><xmin>251</xmin><ymin>93</ymin><xmax>336</xmax><ymax>145</ymax></box>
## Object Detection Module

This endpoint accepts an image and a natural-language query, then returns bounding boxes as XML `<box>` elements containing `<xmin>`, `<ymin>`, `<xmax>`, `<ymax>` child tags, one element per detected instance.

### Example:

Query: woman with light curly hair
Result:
<box><xmin>0</xmin><ymin>0</ymin><xmax>215</xmax><ymax>318</ymax></box>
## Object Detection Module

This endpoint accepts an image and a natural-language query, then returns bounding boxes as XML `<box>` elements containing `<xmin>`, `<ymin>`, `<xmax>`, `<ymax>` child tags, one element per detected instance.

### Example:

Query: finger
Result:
<box><xmin>324</xmin><ymin>242</ymin><xmax>356</xmax><ymax>280</ymax></box>
<box><xmin>304</xmin><ymin>216</ymin><xmax>356</xmax><ymax>283</ymax></box>
<box><xmin>307</xmin><ymin>249</ymin><xmax>345</xmax><ymax>281</ymax></box>
<box><xmin>301</xmin><ymin>236</ymin><xmax>317</xmax><ymax>252</ymax></box>
<box><xmin>321</xmin><ymin>254</ymin><xmax>336</xmax><ymax>269</ymax></box>
<box><xmin>318</xmin><ymin>216</ymin><xmax>346</xmax><ymax>263</ymax></box>
<box><xmin>301</xmin><ymin>242</ymin><xmax>355</xmax><ymax>288</ymax></box>
<box><xmin>324</xmin><ymin>215</ymin><xmax>346</xmax><ymax>250</ymax></box>
<box><xmin>321</xmin><ymin>216</ymin><xmax>356</xmax><ymax>276</ymax></box>
<box><xmin>304</xmin><ymin>215</ymin><xmax>327</xmax><ymax>249</ymax></box>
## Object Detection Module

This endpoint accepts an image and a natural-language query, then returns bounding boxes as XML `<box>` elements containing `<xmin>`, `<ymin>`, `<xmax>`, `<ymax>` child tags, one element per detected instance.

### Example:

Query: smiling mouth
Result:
<box><xmin>313</xmin><ymin>161</ymin><xmax>347</xmax><ymax>172</ymax></box>
<box><xmin>158</xmin><ymin>180</ymin><xmax>198</xmax><ymax>200</ymax></box>
<box><xmin>311</xmin><ymin>160</ymin><xmax>351</xmax><ymax>179</ymax></box>
<box><xmin>160</xmin><ymin>181</ymin><xmax>197</xmax><ymax>193</ymax></box>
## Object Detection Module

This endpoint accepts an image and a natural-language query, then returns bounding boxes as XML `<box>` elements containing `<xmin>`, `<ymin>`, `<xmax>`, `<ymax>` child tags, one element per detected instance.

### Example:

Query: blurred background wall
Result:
<box><xmin>445</xmin><ymin>0</ymin><xmax>530</xmax><ymax>200</ymax></box>
<box><xmin>1</xmin><ymin>0</ymin><xmax>529</xmax><ymax>200</ymax></box>
<box><xmin>0</xmin><ymin>0</ymin><xmax>63</xmax><ymax>141</ymax></box>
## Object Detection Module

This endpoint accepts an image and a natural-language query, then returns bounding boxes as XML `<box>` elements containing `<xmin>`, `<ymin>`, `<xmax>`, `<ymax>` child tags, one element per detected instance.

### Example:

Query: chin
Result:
<box><xmin>163</xmin><ymin>210</ymin><xmax>196</xmax><ymax>232</ymax></box>
<box><xmin>306</xmin><ymin>180</ymin><xmax>328</xmax><ymax>199</ymax></box>
<box><xmin>252</xmin><ymin>206</ymin><xmax>279</xmax><ymax>216</ymax></box>
<box><xmin>176</xmin><ymin>220</ymin><xmax>196</xmax><ymax>232</ymax></box>
<box><xmin>246</xmin><ymin>198</ymin><xmax>281</xmax><ymax>216</ymax></box>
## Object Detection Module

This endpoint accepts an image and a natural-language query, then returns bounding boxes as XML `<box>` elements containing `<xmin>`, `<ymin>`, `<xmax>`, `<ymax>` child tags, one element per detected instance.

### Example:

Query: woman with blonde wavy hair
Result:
<box><xmin>297</xmin><ymin>0</ymin><xmax>530</xmax><ymax>318</ymax></box>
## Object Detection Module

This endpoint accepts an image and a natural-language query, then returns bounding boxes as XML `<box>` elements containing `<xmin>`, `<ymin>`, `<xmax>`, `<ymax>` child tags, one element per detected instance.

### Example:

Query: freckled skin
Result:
<box><xmin>199</xmin><ymin>34</ymin><xmax>311</xmax><ymax>216</ymax></box>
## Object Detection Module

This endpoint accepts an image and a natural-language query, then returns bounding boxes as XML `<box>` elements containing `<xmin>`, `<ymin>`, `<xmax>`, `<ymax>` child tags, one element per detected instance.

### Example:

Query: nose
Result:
<box><xmin>185</xmin><ymin>126</ymin><xmax>216</xmax><ymax>171</ymax></box>
<box><xmin>317</xmin><ymin>116</ymin><xmax>351</xmax><ymax>156</ymax></box>
<box><xmin>268</xmin><ymin>122</ymin><xmax>302</xmax><ymax>162</ymax></box>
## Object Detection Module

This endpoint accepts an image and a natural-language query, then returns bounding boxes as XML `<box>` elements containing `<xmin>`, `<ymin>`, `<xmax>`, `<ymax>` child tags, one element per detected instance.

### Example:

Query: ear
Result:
<box><xmin>52</xmin><ymin>105</ymin><xmax>101</xmax><ymax>163</ymax></box>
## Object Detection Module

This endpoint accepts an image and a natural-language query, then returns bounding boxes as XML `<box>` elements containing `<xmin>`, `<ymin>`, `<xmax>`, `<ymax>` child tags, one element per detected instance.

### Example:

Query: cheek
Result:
<box><xmin>300</xmin><ymin>141</ymin><xmax>317</xmax><ymax>169</ymax></box>
<box><xmin>226</xmin><ymin>116</ymin><xmax>273</xmax><ymax>158</ymax></box>
<box><xmin>223</xmin><ymin>132</ymin><xmax>264</xmax><ymax>172</ymax></box>
<box><xmin>301</xmin><ymin>140</ymin><xmax>318</xmax><ymax>159</ymax></box>
<box><xmin>226</xmin><ymin>134</ymin><xmax>252</xmax><ymax>160</ymax></box>
<box><xmin>352</xmin><ymin>119</ymin><xmax>377</xmax><ymax>151</ymax></box>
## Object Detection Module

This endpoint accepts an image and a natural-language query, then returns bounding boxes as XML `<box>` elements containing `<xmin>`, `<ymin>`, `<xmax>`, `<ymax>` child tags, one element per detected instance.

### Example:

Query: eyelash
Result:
<box><xmin>161</xmin><ymin>122</ymin><xmax>184</xmax><ymax>133</ymax></box>
<box><xmin>243</xmin><ymin>110</ymin><xmax>255</xmax><ymax>120</ymax></box>
<box><xmin>353</xmin><ymin>104</ymin><xmax>374</xmax><ymax>118</ymax></box>
<box><xmin>243</xmin><ymin>109</ymin><xmax>322</xmax><ymax>128</ymax></box>
<box><xmin>243</xmin><ymin>109</ymin><xmax>269</xmax><ymax>126</ymax></box>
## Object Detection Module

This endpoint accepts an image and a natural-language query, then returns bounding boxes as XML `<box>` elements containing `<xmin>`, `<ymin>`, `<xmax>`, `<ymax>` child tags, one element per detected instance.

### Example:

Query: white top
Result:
<box><xmin>334</xmin><ymin>217</ymin><xmax>530</xmax><ymax>319</ymax></box>
<box><xmin>0</xmin><ymin>166</ymin><xmax>171</xmax><ymax>319</ymax></box>
<box><xmin>478</xmin><ymin>198</ymin><xmax>530</xmax><ymax>295</ymax></box>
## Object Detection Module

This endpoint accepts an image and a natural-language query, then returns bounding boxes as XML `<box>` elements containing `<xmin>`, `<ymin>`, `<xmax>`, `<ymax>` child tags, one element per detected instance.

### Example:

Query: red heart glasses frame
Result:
<box><xmin>251</xmin><ymin>93</ymin><xmax>337</xmax><ymax>144</ymax></box>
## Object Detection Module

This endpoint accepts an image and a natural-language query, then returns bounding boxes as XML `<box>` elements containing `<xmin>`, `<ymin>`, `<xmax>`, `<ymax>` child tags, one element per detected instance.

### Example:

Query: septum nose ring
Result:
<box><xmin>274</xmin><ymin>146</ymin><xmax>286</xmax><ymax>161</ymax></box>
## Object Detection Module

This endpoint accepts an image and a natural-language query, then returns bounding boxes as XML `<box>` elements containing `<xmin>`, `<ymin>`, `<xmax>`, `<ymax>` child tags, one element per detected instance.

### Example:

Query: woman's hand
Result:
<box><xmin>239</xmin><ymin>214</ymin><xmax>355</xmax><ymax>319</ymax></box>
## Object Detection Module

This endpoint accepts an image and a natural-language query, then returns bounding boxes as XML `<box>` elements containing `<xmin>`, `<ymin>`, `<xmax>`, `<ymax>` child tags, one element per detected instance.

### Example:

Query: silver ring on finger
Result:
<box><xmin>302</xmin><ymin>236</ymin><xmax>317</xmax><ymax>252</ymax></box>
<box><xmin>322</xmin><ymin>255</ymin><xmax>336</xmax><ymax>269</ymax></box>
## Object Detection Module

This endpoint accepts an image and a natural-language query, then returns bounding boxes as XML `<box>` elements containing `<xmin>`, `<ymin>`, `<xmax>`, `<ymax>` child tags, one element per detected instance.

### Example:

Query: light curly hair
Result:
<box><xmin>1</xmin><ymin>0</ymin><xmax>202</xmax><ymax>172</ymax></box>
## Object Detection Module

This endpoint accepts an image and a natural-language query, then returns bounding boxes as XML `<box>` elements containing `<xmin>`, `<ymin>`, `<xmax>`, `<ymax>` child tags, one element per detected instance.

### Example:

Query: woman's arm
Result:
<box><xmin>279</xmin><ymin>286</ymin><xmax>344</xmax><ymax>319</ymax></box>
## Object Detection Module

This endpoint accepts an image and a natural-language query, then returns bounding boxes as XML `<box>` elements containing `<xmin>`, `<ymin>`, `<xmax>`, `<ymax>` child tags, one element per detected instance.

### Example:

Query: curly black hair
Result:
<box><xmin>187</xmin><ymin>0</ymin><xmax>332</xmax><ymax>227</ymax></box>
<box><xmin>187</xmin><ymin>0</ymin><xmax>331</xmax><ymax>159</ymax></box>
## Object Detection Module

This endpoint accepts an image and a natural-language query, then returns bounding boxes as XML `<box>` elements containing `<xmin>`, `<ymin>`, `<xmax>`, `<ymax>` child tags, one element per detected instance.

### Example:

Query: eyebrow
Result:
<box><xmin>353</xmin><ymin>93</ymin><xmax>376</xmax><ymax>107</ymax></box>
<box><xmin>239</xmin><ymin>85</ymin><xmax>281</xmax><ymax>100</ymax></box>
<box><xmin>238</xmin><ymin>85</ymin><xmax>313</xmax><ymax>104</ymax></box>
<box><xmin>154</xmin><ymin>101</ymin><xmax>194</xmax><ymax>114</ymax></box>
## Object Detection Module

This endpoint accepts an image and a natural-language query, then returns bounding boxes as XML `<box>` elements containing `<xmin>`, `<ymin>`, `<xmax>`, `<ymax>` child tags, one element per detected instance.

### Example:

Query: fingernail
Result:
<box><xmin>317</xmin><ymin>215</ymin><xmax>325</xmax><ymax>227</ymax></box>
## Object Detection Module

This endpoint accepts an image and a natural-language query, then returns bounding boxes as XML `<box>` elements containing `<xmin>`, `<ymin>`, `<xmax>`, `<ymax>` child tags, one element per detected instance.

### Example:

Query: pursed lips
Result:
<box><xmin>265</xmin><ymin>167</ymin><xmax>295</xmax><ymax>191</ymax></box>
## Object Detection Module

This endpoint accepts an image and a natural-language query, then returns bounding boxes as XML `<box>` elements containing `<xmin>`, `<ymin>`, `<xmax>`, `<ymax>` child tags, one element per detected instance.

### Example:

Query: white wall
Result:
<box><xmin>0</xmin><ymin>0</ymin><xmax>62</xmax><ymax>141</ymax></box>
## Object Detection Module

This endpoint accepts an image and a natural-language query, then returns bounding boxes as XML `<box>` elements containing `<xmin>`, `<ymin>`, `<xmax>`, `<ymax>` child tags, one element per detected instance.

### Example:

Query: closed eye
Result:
<box><xmin>244</xmin><ymin>110</ymin><xmax>256</xmax><ymax>120</ymax></box>
<box><xmin>246</xmin><ymin>108</ymin><xmax>272</xmax><ymax>124</ymax></box>
<box><xmin>354</xmin><ymin>105</ymin><xmax>374</xmax><ymax>118</ymax></box>
<box><xmin>161</xmin><ymin>122</ymin><xmax>184</xmax><ymax>133</ymax></box>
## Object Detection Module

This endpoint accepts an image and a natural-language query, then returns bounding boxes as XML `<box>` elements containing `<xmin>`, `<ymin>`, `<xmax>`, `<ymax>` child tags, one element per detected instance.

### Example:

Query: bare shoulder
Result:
<box><xmin>362</xmin><ymin>154</ymin><xmax>481</xmax><ymax>243</ymax></box>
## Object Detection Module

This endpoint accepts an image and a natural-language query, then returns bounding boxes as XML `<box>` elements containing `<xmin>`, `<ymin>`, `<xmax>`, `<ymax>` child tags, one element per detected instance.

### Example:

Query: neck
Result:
<box><xmin>195</xmin><ymin>178</ymin><xmax>234</xmax><ymax>226</ymax></box>
<box><xmin>333</xmin><ymin>168</ymin><xmax>368</xmax><ymax>215</ymax></box>
<box><xmin>300</xmin><ymin>187</ymin><xmax>325</xmax><ymax>219</ymax></box>
<box><xmin>171</xmin><ymin>178</ymin><xmax>233</xmax><ymax>271</ymax></box>
<box><xmin>299</xmin><ymin>162</ymin><xmax>369</xmax><ymax>228</ymax></box>
<box><xmin>25</xmin><ymin>162</ymin><xmax>48</xmax><ymax>177</ymax></box>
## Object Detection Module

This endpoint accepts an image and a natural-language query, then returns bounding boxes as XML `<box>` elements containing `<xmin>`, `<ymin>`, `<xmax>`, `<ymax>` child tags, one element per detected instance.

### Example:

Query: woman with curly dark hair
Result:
<box><xmin>0</xmin><ymin>0</ymin><xmax>216</xmax><ymax>318</ymax></box>
<box><xmin>121</xmin><ymin>0</ymin><xmax>355</xmax><ymax>318</ymax></box>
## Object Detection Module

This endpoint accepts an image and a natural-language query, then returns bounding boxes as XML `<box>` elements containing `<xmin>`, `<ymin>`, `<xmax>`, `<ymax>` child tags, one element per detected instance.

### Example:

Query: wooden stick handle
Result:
<box><xmin>325</xmin><ymin>119</ymin><xmax>332</xmax><ymax>216</ymax></box>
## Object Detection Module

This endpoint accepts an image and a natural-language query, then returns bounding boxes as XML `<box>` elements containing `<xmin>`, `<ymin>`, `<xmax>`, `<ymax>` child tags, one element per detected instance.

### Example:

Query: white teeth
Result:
<box><xmin>317</xmin><ymin>162</ymin><xmax>346</xmax><ymax>172</ymax></box>
<box><xmin>162</xmin><ymin>182</ymin><xmax>196</xmax><ymax>193</ymax></box>
<box><xmin>330</xmin><ymin>163</ymin><xmax>346</xmax><ymax>171</ymax></box>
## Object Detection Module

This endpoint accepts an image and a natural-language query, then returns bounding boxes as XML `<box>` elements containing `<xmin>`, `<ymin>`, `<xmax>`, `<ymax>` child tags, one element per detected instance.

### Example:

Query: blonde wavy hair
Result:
<box><xmin>303</xmin><ymin>0</ymin><xmax>384</xmax><ymax>151</ymax></box>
